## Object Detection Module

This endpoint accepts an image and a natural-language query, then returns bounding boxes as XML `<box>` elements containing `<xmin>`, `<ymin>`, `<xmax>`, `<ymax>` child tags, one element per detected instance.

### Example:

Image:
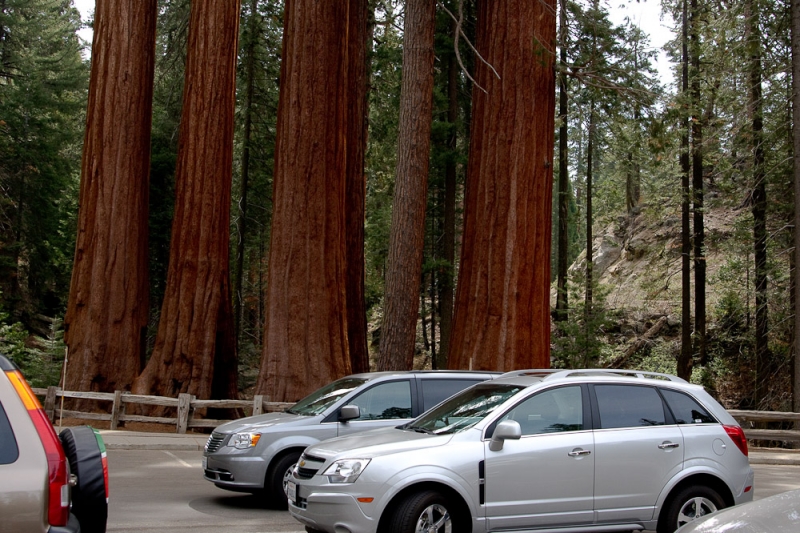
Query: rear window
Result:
<box><xmin>0</xmin><ymin>401</ymin><xmax>20</xmax><ymax>465</ymax></box>
<box><xmin>595</xmin><ymin>385</ymin><xmax>666</xmax><ymax>429</ymax></box>
<box><xmin>420</xmin><ymin>379</ymin><xmax>482</xmax><ymax>411</ymax></box>
<box><xmin>661</xmin><ymin>389</ymin><xmax>716</xmax><ymax>424</ymax></box>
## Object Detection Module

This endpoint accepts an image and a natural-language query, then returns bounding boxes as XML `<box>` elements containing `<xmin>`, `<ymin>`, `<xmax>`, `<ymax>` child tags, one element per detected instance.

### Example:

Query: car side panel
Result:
<box><xmin>594</xmin><ymin>425</ymin><xmax>685</xmax><ymax>522</ymax></box>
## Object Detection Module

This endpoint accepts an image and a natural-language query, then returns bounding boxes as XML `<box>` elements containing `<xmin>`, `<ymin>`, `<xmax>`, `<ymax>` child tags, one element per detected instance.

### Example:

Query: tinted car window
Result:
<box><xmin>349</xmin><ymin>380</ymin><xmax>412</xmax><ymax>420</ymax></box>
<box><xmin>661</xmin><ymin>389</ymin><xmax>716</xmax><ymax>424</ymax></box>
<box><xmin>500</xmin><ymin>386</ymin><xmax>583</xmax><ymax>436</ymax></box>
<box><xmin>420</xmin><ymin>379</ymin><xmax>482</xmax><ymax>411</ymax></box>
<box><xmin>0</xmin><ymin>402</ymin><xmax>19</xmax><ymax>465</ymax></box>
<box><xmin>595</xmin><ymin>385</ymin><xmax>666</xmax><ymax>429</ymax></box>
<box><xmin>288</xmin><ymin>377</ymin><xmax>368</xmax><ymax>415</ymax></box>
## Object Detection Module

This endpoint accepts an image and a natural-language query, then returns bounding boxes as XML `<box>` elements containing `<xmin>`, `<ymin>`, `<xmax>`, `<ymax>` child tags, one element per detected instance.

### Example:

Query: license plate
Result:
<box><xmin>202</xmin><ymin>456</ymin><xmax>208</xmax><ymax>470</ymax></box>
<box><xmin>287</xmin><ymin>480</ymin><xmax>297</xmax><ymax>504</ymax></box>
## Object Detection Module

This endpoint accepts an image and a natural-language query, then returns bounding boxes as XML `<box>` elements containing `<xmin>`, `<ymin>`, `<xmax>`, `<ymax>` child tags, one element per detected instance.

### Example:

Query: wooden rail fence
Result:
<box><xmin>31</xmin><ymin>387</ymin><xmax>800</xmax><ymax>444</ymax></box>
<box><xmin>32</xmin><ymin>386</ymin><xmax>293</xmax><ymax>434</ymax></box>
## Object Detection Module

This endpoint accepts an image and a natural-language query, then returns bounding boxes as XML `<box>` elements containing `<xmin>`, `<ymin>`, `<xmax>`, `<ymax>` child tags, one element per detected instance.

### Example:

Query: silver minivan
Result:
<box><xmin>288</xmin><ymin>369</ymin><xmax>754</xmax><ymax>533</ymax></box>
<box><xmin>203</xmin><ymin>370</ymin><xmax>499</xmax><ymax>507</ymax></box>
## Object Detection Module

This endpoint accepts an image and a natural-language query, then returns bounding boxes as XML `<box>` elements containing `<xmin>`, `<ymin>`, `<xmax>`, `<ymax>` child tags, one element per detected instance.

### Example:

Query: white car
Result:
<box><xmin>675</xmin><ymin>489</ymin><xmax>800</xmax><ymax>532</ymax></box>
<box><xmin>288</xmin><ymin>369</ymin><xmax>754</xmax><ymax>533</ymax></box>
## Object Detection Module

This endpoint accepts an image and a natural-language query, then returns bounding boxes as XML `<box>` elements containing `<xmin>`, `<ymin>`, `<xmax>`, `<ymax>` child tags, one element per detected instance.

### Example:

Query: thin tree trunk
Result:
<box><xmin>555</xmin><ymin>0</ymin><xmax>569</xmax><ymax>323</ymax></box>
<box><xmin>585</xmin><ymin>100</ymin><xmax>595</xmax><ymax>367</ymax></box>
<box><xmin>133</xmin><ymin>0</ymin><xmax>241</xmax><ymax>402</ymax></box>
<box><xmin>256</xmin><ymin>0</ymin><xmax>352</xmax><ymax>402</ymax></box>
<box><xmin>346</xmin><ymin>0</ymin><xmax>371</xmax><ymax>374</ymax></box>
<box><xmin>678</xmin><ymin>0</ymin><xmax>693</xmax><ymax>381</ymax></box>
<box><xmin>791</xmin><ymin>0</ymin><xmax>800</xmax><ymax>413</ymax></box>
<box><xmin>234</xmin><ymin>0</ymin><xmax>258</xmax><ymax>345</ymax></box>
<box><xmin>378</xmin><ymin>0</ymin><xmax>437</xmax><ymax>371</ymax></box>
<box><xmin>747</xmin><ymin>0</ymin><xmax>770</xmax><ymax>408</ymax></box>
<box><xmin>690</xmin><ymin>0</ymin><xmax>706</xmax><ymax>365</ymax></box>
<box><xmin>439</xmin><ymin>15</ymin><xmax>459</xmax><ymax>369</ymax></box>
<box><xmin>64</xmin><ymin>0</ymin><xmax>157</xmax><ymax>393</ymax></box>
<box><xmin>449</xmin><ymin>0</ymin><xmax>556</xmax><ymax>371</ymax></box>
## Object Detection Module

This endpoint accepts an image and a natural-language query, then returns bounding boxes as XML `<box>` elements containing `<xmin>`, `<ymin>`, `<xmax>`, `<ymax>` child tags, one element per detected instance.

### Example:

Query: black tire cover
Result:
<box><xmin>59</xmin><ymin>426</ymin><xmax>108</xmax><ymax>533</ymax></box>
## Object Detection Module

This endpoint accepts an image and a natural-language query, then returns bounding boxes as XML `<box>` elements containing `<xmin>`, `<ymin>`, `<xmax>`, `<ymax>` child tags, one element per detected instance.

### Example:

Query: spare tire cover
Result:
<box><xmin>60</xmin><ymin>426</ymin><xmax>108</xmax><ymax>533</ymax></box>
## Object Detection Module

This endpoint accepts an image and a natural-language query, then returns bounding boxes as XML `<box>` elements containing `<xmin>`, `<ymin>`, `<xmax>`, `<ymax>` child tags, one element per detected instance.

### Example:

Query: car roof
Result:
<box><xmin>484</xmin><ymin>368</ymin><xmax>690</xmax><ymax>388</ymax></box>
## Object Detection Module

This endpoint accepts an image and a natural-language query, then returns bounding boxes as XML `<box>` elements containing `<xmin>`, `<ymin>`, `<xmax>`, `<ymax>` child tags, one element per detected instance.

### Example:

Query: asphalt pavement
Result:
<box><xmin>73</xmin><ymin>427</ymin><xmax>800</xmax><ymax>465</ymax></box>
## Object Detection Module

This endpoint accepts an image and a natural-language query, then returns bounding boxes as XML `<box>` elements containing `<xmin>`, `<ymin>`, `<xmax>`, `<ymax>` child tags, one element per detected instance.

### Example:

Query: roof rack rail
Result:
<box><xmin>500</xmin><ymin>369</ymin><xmax>560</xmax><ymax>378</ymax></box>
<box><xmin>542</xmin><ymin>369</ymin><xmax>688</xmax><ymax>383</ymax></box>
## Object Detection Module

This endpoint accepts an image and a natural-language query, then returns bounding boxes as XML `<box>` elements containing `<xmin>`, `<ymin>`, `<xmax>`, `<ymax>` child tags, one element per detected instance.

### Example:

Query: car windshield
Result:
<box><xmin>404</xmin><ymin>383</ymin><xmax>524</xmax><ymax>435</ymax></box>
<box><xmin>287</xmin><ymin>377</ymin><xmax>369</xmax><ymax>416</ymax></box>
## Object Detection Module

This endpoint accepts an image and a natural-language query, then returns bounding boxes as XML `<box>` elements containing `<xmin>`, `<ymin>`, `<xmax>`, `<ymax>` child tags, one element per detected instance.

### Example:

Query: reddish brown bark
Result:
<box><xmin>255</xmin><ymin>0</ymin><xmax>352</xmax><ymax>402</ymax></box>
<box><xmin>346</xmin><ymin>0</ymin><xmax>371</xmax><ymax>374</ymax></box>
<box><xmin>378</xmin><ymin>0</ymin><xmax>437</xmax><ymax>371</ymax></box>
<box><xmin>448</xmin><ymin>0</ymin><xmax>556</xmax><ymax>372</ymax></box>
<box><xmin>133</xmin><ymin>0</ymin><xmax>240</xmax><ymax>401</ymax></box>
<box><xmin>63</xmin><ymin>0</ymin><xmax>157</xmax><ymax>393</ymax></box>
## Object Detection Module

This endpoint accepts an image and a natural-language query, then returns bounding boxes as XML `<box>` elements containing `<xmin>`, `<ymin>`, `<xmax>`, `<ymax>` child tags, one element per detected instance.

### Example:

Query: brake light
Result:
<box><xmin>723</xmin><ymin>424</ymin><xmax>749</xmax><ymax>457</ymax></box>
<box><xmin>6</xmin><ymin>369</ymin><xmax>71</xmax><ymax>526</ymax></box>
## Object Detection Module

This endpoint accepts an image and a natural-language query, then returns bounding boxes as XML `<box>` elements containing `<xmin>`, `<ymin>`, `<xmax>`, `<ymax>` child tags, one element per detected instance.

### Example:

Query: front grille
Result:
<box><xmin>205</xmin><ymin>432</ymin><xmax>228</xmax><ymax>453</ymax></box>
<box><xmin>296</xmin><ymin>467</ymin><xmax>318</xmax><ymax>479</ymax></box>
<box><xmin>302</xmin><ymin>453</ymin><xmax>326</xmax><ymax>463</ymax></box>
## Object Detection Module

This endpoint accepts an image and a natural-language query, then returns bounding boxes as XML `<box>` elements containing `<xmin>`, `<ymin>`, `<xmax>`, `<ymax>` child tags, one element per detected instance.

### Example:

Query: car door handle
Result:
<box><xmin>568</xmin><ymin>448</ymin><xmax>591</xmax><ymax>457</ymax></box>
<box><xmin>658</xmin><ymin>441</ymin><xmax>680</xmax><ymax>449</ymax></box>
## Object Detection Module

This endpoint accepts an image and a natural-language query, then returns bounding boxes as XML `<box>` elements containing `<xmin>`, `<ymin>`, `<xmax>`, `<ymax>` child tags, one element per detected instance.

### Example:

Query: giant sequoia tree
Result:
<box><xmin>133</xmin><ymin>0</ymin><xmax>240</xmax><ymax>401</ymax></box>
<box><xmin>448</xmin><ymin>0</ymin><xmax>556</xmax><ymax>371</ymax></box>
<box><xmin>64</xmin><ymin>0</ymin><xmax>157</xmax><ymax>393</ymax></box>
<box><xmin>256</xmin><ymin>0</ymin><xmax>355</xmax><ymax>402</ymax></box>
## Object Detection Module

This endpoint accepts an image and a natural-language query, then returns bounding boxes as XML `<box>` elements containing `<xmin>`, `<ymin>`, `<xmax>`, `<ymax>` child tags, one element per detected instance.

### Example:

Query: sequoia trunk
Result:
<box><xmin>64</xmin><ymin>0</ymin><xmax>157</xmax><ymax>393</ymax></box>
<box><xmin>256</xmin><ymin>0</ymin><xmax>352</xmax><ymax>402</ymax></box>
<box><xmin>448</xmin><ymin>0</ymin><xmax>556</xmax><ymax>371</ymax></box>
<box><xmin>133</xmin><ymin>0</ymin><xmax>240</xmax><ymax>401</ymax></box>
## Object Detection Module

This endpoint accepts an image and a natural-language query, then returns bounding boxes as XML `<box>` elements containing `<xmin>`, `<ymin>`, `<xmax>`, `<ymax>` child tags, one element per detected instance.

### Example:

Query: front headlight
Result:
<box><xmin>322</xmin><ymin>458</ymin><xmax>371</xmax><ymax>484</ymax></box>
<box><xmin>229</xmin><ymin>432</ymin><xmax>262</xmax><ymax>449</ymax></box>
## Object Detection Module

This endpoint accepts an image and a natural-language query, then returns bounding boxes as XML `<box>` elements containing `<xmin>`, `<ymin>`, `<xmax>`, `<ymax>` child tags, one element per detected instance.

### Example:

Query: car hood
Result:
<box><xmin>307</xmin><ymin>426</ymin><xmax>454</xmax><ymax>461</ymax></box>
<box><xmin>677</xmin><ymin>490</ymin><xmax>800</xmax><ymax>532</ymax></box>
<box><xmin>213</xmin><ymin>411</ymin><xmax>314</xmax><ymax>434</ymax></box>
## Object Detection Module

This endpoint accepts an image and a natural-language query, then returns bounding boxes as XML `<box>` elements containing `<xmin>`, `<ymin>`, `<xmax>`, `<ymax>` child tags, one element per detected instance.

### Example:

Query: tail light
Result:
<box><xmin>6</xmin><ymin>369</ymin><xmax>71</xmax><ymax>526</ymax></box>
<box><xmin>723</xmin><ymin>424</ymin><xmax>749</xmax><ymax>457</ymax></box>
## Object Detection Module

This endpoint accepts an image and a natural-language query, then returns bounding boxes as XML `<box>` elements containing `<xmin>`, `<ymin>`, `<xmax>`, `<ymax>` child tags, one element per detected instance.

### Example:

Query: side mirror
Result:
<box><xmin>339</xmin><ymin>404</ymin><xmax>360</xmax><ymax>422</ymax></box>
<box><xmin>489</xmin><ymin>420</ymin><xmax>521</xmax><ymax>451</ymax></box>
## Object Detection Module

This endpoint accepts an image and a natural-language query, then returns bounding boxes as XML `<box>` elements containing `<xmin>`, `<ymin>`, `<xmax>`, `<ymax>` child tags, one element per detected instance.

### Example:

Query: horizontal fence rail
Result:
<box><xmin>31</xmin><ymin>387</ymin><xmax>800</xmax><ymax>444</ymax></box>
<box><xmin>32</xmin><ymin>386</ymin><xmax>293</xmax><ymax>434</ymax></box>
<box><xmin>728</xmin><ymin>409</ymin><xmax>800</xmax><ymax>444</ymax></box>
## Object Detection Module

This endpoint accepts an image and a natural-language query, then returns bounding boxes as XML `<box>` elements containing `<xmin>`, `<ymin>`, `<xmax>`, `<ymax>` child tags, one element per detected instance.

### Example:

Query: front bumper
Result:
<box><xmin>288</xmin><ymin>480</ymin><xmax>378</xmax><ymax>533</ymax></box>
<box><xmin>203</xmin><ymin>450</ymin><xmax>269</xmax><ymax>491</ymax></box>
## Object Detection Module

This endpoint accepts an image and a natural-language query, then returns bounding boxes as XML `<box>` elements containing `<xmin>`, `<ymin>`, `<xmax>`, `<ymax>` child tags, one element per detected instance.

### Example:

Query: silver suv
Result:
<box><xmin>288</xmin><ymin>369</ymin><xmax>754</xmax><ymax>533</ymax></box>
<box><xmin>203</xmin><ymin>370</ymin><xmax>499</xmax><ymax>507</ymax></box>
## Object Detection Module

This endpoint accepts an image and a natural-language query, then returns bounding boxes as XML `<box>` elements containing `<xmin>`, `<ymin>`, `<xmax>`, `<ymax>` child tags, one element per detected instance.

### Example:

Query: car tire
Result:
<box><xmin>304</xmin><ymin>527</ymin><xmax>325</xmax><ymax>533</ymax></box>
<box><xmin>389</xmin><ymin>489</ymin><xmax>462</xmax><ymax>533</ymax></box>
<box><xmin>59</xmin><ymin>426</ymin><xmax>108</xmax><ymax>533</ymax></box>
<box><xmin>657</xmin><ymin>485</ymin><xmax>725</xmax><ymax>533</ymax></box>
<box><xmin>267</xmin><ymin>450</ymin><xmax>301</xmax><ymax>509</ymax></box>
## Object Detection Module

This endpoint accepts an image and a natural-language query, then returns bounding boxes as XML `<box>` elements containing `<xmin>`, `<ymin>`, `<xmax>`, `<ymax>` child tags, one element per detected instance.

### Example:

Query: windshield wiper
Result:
<box><xmin>404</xmin><ymin>425</ymin><xmax>435</xmax><ymax>435</ymax></box>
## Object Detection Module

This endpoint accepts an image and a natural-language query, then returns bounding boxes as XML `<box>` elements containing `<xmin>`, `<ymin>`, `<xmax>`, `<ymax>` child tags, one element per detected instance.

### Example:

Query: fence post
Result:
<box><xmin>253</xmin><ymin>394</ymin><xmax>264</xmax><ymax>415</ymax></box>
<box><xmin>110</xmin><ymin>390</ymin><xmax>123</xmax><ymax>430</ymax></box>
<box><xmin>177</xmin><ymin>393</ymin><xmax>192</xmax><ymax>434</ymax></box>
<box><xmin>44</xmin><ymin>386</ymin><xmax>58</xmax><ymax>422</ymax></box>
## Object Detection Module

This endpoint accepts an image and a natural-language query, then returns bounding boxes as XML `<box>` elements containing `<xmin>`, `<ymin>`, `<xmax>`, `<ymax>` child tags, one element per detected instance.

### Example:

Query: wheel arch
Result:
<box><xmin>266</xmin><ymin>446</ymin><xmax>306</xmax><ymax>479</ymax></box>
<box><xmin>377</xmin><ymin>481</ymin><xmax>473</xmax><ymax>533</ymax></box>
<box><xmin>660</xmin><ymin>472</ymin><xmax>735</xmax><ymax>512</ymax></box>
